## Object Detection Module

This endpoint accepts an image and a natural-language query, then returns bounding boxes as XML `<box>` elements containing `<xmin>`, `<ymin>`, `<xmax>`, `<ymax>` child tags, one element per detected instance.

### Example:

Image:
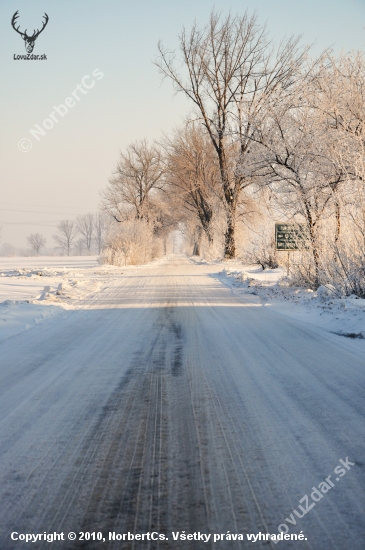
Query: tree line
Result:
<box><xmin>13</xmin><ymin>11</ymin><xmax>365</xmax><ymax>297</ymax></box>
<box><xmin>99</xmin><ymin>10</ymin><xmax>365</xmax><ymax>296</ymax></box>
<box><xmin>25</xmin><ymin>213</ymin><xmax>111</xmax><ymax>256</ymax></box>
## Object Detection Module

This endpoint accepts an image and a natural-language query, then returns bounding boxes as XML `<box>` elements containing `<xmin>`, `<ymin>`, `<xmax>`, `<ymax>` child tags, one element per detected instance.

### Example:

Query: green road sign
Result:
<box><xmin>275</xmin><ymin>223</ymin><xmax>306</xmax><ymax>250</ymax></box>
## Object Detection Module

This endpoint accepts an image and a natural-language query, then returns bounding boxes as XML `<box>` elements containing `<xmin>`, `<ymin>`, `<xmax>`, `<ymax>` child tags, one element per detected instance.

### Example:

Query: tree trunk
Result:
<box><xmin>192</xmin><ymin>226</ymin><xmax>202</xmax><ymax>256</ymax></box>
<box><xmin>303</xmin><ymin>201</ymin><xmax>320</xmax><ymax>287</ymax></box>
<box><xmin>218</xmin><ymin>144</ymin><xmax>237</xmax><ymax>259</ymax></box>
<box><xmin>333</xmin><ymin>201</ymin><xmax>341</xmax><ymax>263</ymax></box>
<box><xmin>224</xmin><ymin>206</ymin><xmax>236</xmax><ymax>258</ymax></box>
<box><xmin>335</xmin><ymin>201</ymin><xmax>341</xmax><ymax>243</ymax></box>
<box><xmin>201</xmin><ymin>221</ymin><xmax>213</xmax><ymax>246</ymax></box>
<box><xmin>308</xmin><ymin>223</ymin><xmax>320</xmax><ymax>287</ymax></box>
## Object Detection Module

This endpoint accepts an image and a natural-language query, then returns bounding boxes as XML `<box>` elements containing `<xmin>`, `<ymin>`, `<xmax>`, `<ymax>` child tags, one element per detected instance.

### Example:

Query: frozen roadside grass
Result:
<box><xmin>214</xmin><ymin>262</ymin><xmax>365</xmax><ymax>340</ymax></box>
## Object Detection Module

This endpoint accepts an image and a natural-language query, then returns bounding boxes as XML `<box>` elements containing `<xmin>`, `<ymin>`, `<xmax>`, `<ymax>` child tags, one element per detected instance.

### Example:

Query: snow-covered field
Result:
<box><xmin>0</xmin><ymin>256</ymin><xmax>100</xmax><ymax>301</ymax></box>
<box><xmin>0</xmin><ymin>256</ymin><xmax>109</xmax><ymax>341</ymax></box>
<box><xmin>0</xmin><ymin>255</ymin><xmax>168</xmax><ymax>341</ymax></box>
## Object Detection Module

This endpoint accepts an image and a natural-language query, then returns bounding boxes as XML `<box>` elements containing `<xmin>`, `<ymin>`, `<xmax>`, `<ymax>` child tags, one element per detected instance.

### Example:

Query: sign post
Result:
<box><xmin>275</xmin><ymin>224</ymin><xmax>306</xmax><ymax>275</ymax></box>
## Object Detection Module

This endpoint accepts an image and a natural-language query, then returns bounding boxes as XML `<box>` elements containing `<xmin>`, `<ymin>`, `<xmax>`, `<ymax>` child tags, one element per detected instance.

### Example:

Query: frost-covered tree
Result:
<box><xmin>163</xmin><ymin>124</ymin><xmax>220</xmax><ymax>253</ymax></box>
<box><xmin>101</xmin><ymin>140</ymin><xmax>167</xmax><ymax>223</ymax></box>
<box><xmin>156</xmin><ymin>10</ymin><xmax>308</xmax><ymax>258</ymax></box>
<box><xmin>27</xmin><ymin>233</ymin><xmax>46</xmax><ymax>255</ymax></box>
<box><xmin>308</xmin><ymin>52</ymin><xmax>365</xmax><ymax>294</ymax></box>
<box><xmin>76</xmin><ymin>213</ymin><xmax>94</xmax><ymax>253</ymax></box>
<box><xmin>252</xmin><ymin>102</ymin><xmax>341</xmax><ymax>284</ymax></box>
<box><xmin>245</xmin><ymin>50</ymin><xmax>365</xmax><ymax>291</ymax></box>
<box><xmin>94</xmin><ymin>213</ymin><xmax>112</xmax><ymax>254</ymax></box>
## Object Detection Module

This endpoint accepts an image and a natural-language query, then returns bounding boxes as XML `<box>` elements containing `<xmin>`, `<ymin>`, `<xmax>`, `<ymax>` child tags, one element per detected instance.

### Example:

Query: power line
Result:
<box><xmin>0</xmin><ymin>221</ymin><xmax>58</xmax><ymax>226</ymax></box>
<box><xmin>0</xmin><ymin>208</ymin><xmax>80</xmax><ymax>216</ymax></box>
<box><xmin>1</xmin><ymin>202</ymin><xmax>93</xmax><ymax>211</ymax></box>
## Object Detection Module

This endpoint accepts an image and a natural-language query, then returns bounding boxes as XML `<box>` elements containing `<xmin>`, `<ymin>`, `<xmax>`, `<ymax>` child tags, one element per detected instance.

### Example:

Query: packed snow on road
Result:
<box><xmin>0</xmin><ymin>255</ymin><xmax>364</xmax><ymax>550</ymax></box>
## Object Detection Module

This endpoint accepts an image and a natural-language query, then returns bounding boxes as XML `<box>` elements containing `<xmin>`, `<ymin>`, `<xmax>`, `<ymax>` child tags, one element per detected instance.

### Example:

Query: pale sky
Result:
<box><xmin>0</xmin><ymin>0</ymin><xmax>364</xmax><ymax>249</ymax></box>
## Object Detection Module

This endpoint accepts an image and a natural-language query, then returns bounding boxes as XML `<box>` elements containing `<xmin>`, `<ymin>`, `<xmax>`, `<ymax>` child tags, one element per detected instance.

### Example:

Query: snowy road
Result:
<box><xmin>0</xmin><ymin>255</ymin><xmax>364</xmax><ymax>549</ymax></box>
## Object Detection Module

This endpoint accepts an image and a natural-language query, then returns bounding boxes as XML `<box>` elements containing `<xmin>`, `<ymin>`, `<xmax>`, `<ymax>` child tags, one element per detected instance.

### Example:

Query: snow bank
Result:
<box><xmin>216</xmin><ymin>262</ymin><xmax>365</xmax><ymax>340</ymax></box>
<box><xmin>0</xmin><ymin>300</ymin><xmax>61</xmax><ymax>341</ymax></box>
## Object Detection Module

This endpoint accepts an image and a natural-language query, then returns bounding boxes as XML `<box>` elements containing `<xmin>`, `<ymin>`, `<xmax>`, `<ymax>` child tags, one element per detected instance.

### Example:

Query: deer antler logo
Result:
<box><xmin>11</xmin><ymin>11</ymin><xmax>49</xmax><ymax>53</ymax></box>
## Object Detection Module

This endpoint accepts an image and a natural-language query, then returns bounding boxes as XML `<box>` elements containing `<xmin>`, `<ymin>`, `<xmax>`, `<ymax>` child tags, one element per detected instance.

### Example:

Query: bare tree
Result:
<box><xmin>53</xmin><ymin>220</ymin><xmax>78</xmax><ymax>256</ymax></box>
<box><xmin>297</xmin><ymin>53</ymin><xmax>362</xmax><ymax>243</ymax></box>
<box><xmin>250</xmin><ymin>89</ymin><xmax>350</xmax><ymax>285</ymax></box>
<box><xmin>27</xmin><ymin>233</ymin><xmax>46</xmax><ymax>255</ymax></box>
<box><xmin>75</xmin><ymin>238</ymin><xmax>84</xmax><ymax>256</ymax></box>
<box><xmin>94</xmin><ymin>213</ymin><xmax>112</xmax><ymax>254</ymax></box>
<box><xmin>101</xmin><ymin>140</ymin><xmax>167</xmax><ymax>223</ymax></box>
<box><xmin>76</xmin><ymin>213</ymin><xmax>94</xmax><ymax>253</ymax></box>
<box><xmin>163</xmin><ymin>124</ymin><xmax>220</xmax><ymax>251</ymax></box>
<box><xmin>156</xmin><ymin>11</ymin><xmax>308</xmax><ymax>257</ymax></box>
<box><xmin>0</xmin><ymin>243</ymin><xmax>15</xmax><ymax>257</ymax></box>
<box><xmin>312</xmin><ymin>52</ymin><xmax>365</xmax><ymax>145</ymax></box>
